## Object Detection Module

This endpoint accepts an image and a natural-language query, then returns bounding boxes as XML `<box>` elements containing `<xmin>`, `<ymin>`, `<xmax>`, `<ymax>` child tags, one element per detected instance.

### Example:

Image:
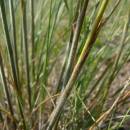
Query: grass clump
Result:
<box><xmin>0</xmin><ymin>0</ymin><xmax>130</xmax><ymax>130</ymax></box>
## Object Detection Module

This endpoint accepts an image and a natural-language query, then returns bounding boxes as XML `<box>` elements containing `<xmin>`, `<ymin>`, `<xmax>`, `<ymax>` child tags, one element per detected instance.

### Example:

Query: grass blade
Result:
<box><xmin>30</xmin><ymin>0</ymin><xmax>35</xmax><ymax>80</ymax></box>
<box><xmin>0</xmin><ymin>0</ymin><xmax>20</xmax><ymax>95</ymax></box>
<box><xmin>20</xmin><ymin>0</ymin><xmax>32</xmax><ymax>110</ymax></box>
<box><xmin>62</xmin><ymin>0</ymin><xmax>90</xmax><ymax>88</ymax></box>
<box><xmin>0</xmin><ymin>52</ymin><xmax>17</xmax><ymax>129</ymax></box>
<box><xmin>9</xmin><ymin>0</ymin><xmax>20</xmax><ymax>84</ymax></box>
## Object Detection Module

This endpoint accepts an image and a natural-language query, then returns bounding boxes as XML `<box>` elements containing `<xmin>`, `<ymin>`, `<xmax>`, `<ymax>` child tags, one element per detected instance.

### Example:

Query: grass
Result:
<box><xmin>0</xmin><ymin>0</ymin><xmax>130</xmax><ymax>130</ymax></box>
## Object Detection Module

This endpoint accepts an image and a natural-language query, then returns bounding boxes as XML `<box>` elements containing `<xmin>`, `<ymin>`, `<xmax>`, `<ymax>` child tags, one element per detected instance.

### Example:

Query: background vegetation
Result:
<box><xmin>0</xmin><ymin>0</ymin><xmax>130</xmax><ymax>130</ymax></box>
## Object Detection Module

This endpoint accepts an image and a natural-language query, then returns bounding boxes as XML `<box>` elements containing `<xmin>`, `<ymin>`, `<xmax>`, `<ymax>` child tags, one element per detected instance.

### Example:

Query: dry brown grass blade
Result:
<box><xmin>88</xmin><ymin>77</ymin><xmax>130</xmax><ymax>130</ymax></box>
<box><xmin>32</xmin><ymin>93</ymin><xmax>60</xmax><ymax>114</ymax></box>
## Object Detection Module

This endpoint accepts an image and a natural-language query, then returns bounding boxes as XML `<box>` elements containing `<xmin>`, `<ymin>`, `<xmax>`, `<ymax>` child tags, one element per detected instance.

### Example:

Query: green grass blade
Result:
<box><xmin>0</xmin><ymin>0</ymin><xmax>21</xmax><ymax>96</ymax></box>
<box><xmin>9</xmin><ymin>0</ymin><xmax>20</xmax><ymax>84</ymax></box>
<box><xmin>0</xmin><ymin>52</ymin><xmax>17</xmax><ymax>129</ymax></box>
<box><xmin>20</xmin><ymin>0</ymin><xmax>32</xmax><ymax>110</ymax></box>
